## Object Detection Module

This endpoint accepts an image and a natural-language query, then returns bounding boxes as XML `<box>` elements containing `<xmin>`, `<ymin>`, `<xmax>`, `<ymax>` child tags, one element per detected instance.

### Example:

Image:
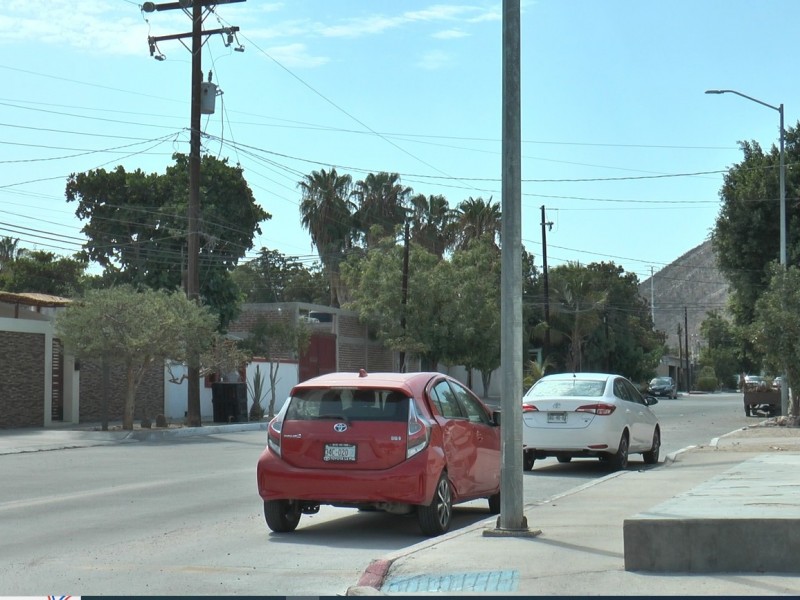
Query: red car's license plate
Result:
<box><xmin>323</xmin><ymin>443</ymin><xmax>357</xmax><ymax>462</ymax></box>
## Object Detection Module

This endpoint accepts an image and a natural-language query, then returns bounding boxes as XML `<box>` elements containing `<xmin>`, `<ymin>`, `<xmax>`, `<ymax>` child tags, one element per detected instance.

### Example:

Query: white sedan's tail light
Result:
<box><xmin>576</xmin><ymin>403</ymin><xmax>616</xmax><ymax>416</ymax></box>
<box><xmin>406</xmin><ymin>399</ymin><xmax>430</xmax><ymax>459</ymax></box>
<box><xmin>522</xmin><ymin>403</ymin><xmax>539</xmax><ymax>413</ymax></box>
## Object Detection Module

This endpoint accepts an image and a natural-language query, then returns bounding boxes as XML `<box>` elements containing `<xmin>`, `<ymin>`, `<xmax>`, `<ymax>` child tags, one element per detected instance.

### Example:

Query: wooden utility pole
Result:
<box><xmin>684</xmin><ymin>306</ymin><xmax>690</xmax><ymax>393</ymax></box>
<box><xmin>143</xmin><ymin>0</ymin><xmax>245</xmax><ymax>426</ymax></box>
<box><xmin>677</xmin><ymin>323</ymin><xmax>683</xmax><ymax>392</ymax></box>
<box><xmin>399</xmin><ymin>221</ymin><xmax>410</xmax><ymax>372</ymax></box>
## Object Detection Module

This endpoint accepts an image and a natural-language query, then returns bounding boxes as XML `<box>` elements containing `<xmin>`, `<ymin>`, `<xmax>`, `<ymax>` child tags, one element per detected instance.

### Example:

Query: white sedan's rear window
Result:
<box><xmin>527</xmin><ymin>379</ymin><xmax>605</xmax><ymax>398</ymax></box>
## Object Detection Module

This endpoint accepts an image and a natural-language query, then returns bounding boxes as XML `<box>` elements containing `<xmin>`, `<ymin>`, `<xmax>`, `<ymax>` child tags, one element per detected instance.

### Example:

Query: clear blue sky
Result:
<box><xmin>0</xmin><ymin>0</ymin><xmax>795</xmax><ymax>284</ymax></box>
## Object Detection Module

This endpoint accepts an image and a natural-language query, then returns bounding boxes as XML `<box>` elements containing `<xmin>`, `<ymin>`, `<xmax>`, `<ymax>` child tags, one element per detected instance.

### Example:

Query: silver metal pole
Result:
<box><xmin>705</xmin><ymin>89</ymin><xmax>789</xmax><ymax>416</ymax></box>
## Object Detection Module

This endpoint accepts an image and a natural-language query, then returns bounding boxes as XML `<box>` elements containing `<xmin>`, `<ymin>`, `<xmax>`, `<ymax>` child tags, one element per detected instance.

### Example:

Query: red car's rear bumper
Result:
<box><xmin>256</xmin><ymin>447</ymin><xmax>445</xmax><ymax>506</ymax></box>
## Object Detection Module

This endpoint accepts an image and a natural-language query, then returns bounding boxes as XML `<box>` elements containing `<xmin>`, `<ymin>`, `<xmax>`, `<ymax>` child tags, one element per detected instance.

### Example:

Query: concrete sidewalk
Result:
<box><xmin>0</xmin><ymin>421</ymin><xmax>265</xmax><ymax>455</ymax></box>
<box><xmin>348</xmin><ymin>424</ymin><xmax>800</xmax><ymax>596</ymax></box>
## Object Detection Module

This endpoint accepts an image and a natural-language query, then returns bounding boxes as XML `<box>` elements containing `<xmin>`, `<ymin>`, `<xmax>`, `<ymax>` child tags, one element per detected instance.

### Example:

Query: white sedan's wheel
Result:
<box><xmin>643</xmin><ymin>428</ymin><xmax>660</xmax><ymax>464</ymax></box>
<box><xmin>606</xmin><ymin>432</ymin><xmax>629</xmax><ymax>471</ymax></box>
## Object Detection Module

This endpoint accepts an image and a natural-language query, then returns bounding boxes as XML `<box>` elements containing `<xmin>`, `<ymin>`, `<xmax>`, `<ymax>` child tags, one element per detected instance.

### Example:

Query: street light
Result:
<box><xmin>705</xmin><ymin>89</ymin><xmax>787</xmax><ymax>415</ymax></box>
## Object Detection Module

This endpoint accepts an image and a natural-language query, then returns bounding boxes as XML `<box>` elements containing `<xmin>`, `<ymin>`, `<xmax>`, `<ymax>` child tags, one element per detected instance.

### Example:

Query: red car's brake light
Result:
<box><xmin>267</xmin><ymin>413</ymin><xmax>284</xmax><ymax>456</ymax></box>
<box><xmin>406</xmin><ymin>399</ymin><xmax>430</xmax><ymax>459</ymax></box>
<box><xmin>522</xmin><ymin>403</ymin><xmax>539</xmax><ymax>413</ymax></box>
<box><xmin>576</xmin><ymin>403</ymin><xmax>616</xmax><ymax>416</ymax></box>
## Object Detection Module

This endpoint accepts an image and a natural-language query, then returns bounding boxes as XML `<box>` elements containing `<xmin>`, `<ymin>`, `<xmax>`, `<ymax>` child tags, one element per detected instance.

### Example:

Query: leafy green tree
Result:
<box><xmin>341</xmin><ymin>237</ymin><xmax>452</xmax><ymax>370</ymax></box>
<box><xmin>0</xmin><ymin>250</ymin><xmax>87</xmax><ymax>296</ymax></box>
<box><xmin>546</xmin><ymin>263</ymin><xmax>608</xmax><ymax>372</ymax></box>
<box><xmin>447</xmin><ymin>236</ymin><xmax>501</xmax><ymax>396</ymax></box>
<box><xmin>239</xmin><ymin>315</ymin><xmax>310</xmax><ymax>419</ymax></box>
<box><xmin>232</xmin><ymin>248</ymin><xmax>329</xmax><ymax>304</ymax></box>
<box><xmin>298</xmin><ymin>168</ymin><xmax>356</xmax><ymax>307</ymax></box>
<box><xmin>65</xmin><ymin>153</ymin><xmax>269</xmax><ymax>327</ymax></box>
<box><xmin>713</xmin><ymin>127</ymin><xmax>800</xmax><ymax>328</ymax></box>
<box><xmin>56</xmin><ymin>286</ymin><xmax>218</xmax><ymax>430</ymax></box>
<box><xmin>698</xmin><ymin>310</ymin><xmax>742</xmax><ymax>388</ymax></box>
<box><xmin>352</xmin><ymin>172</ymin><xmax>411</xmax><ymax>249</ymax></box>
<box><xmin>753</xmin><ymin>263</ymin><xmax>800</xmax><ymax>417</ymax></box>
<box><xmin>582</xmin><ymin>262</ymin><xmax>663</xmax><ymax>382</ymax></box>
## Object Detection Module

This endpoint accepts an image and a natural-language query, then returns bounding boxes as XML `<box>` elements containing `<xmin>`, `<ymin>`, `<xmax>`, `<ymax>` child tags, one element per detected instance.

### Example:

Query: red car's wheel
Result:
<box><xmin>418</xmin><ymin>473</ymin><xmax>453</xmax><ymax>536</ymax></box>
<box><xmin>264</xmin><ymin>499</ymin><xmax>301</xmax><ymax>533</ymax></box>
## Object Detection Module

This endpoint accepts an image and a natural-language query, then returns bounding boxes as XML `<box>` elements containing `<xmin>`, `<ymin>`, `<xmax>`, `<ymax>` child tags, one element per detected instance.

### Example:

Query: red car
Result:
<box><xmin>256</xmin><ymin>370</ymin><xmax>502</xmax><ymax>536</ymax></box>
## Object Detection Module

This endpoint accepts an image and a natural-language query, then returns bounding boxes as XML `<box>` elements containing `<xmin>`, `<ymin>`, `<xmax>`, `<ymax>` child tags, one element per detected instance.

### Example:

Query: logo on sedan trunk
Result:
<box><xmin>333</xmin><ymin>422</ymin><xmax>348</xmax><ymax>432</ymax></box>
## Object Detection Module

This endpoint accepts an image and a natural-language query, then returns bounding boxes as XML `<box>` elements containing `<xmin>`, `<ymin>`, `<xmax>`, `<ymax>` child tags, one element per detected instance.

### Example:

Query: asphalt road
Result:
<box><xmin>0</xmin><ymin>392</ymin><xmax>752</xmax><ymax>596</ymax></box>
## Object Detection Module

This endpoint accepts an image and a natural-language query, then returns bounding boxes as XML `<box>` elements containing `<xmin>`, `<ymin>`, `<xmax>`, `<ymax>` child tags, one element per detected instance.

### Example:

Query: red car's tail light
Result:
<box><xmin>522</xmin><ymin>403</ymin><xmax>539</xmax><ymax>413</ymax></box>
<box><xmin>576</xmin><ymin>403</ymin><xmax>616</xmax><ymax>416</ymax></box>
<box><xmin>406</xmin><ymin>399</ymin><xmax>430</xmax><ymax>459</ymax></box>
<box><xmin>267</xmin><ymin>413</ymin><xmax>285</xmax><ymax>456</ymax></box>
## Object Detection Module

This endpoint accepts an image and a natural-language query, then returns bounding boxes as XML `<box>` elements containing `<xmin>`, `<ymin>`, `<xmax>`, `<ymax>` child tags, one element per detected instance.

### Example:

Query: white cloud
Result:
<box><xmin>0</xmin><ymin>1</ymin><xmax>183</xmax><ymax>56</ymax></box>
<box><xmin>265</xmin><ymin>43</ymin><xmax>329</xmax><ymax>69</ymax></box>
<box><xmin>318</xmin><ymin>15</ymin><xmax>405</xmax><ymax>38</ymax></box>
<box><xmin>403</xmin><ymin>5</ymin><xmax>479</xmax><ymax>21</ymax></box>
<box><xmin>432</xmin><ymin>29</ymin><xmax>470</xmax><ymax>39</ymax></box>
<box><xmin>314</xmin><ymin>4</ymin><xmax>498</xmax><ymax>39</ymax></box>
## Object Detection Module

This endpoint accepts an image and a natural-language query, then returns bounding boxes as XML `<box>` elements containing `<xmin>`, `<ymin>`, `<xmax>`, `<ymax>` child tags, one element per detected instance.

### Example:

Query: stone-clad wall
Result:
<box><xmin>78</xmin><ymin>360</ymin><xmax>165</xmax><ymax>423</ymax></box>
<box><xmin>0</xmin><ymin>331</ymin><xmax>45</xmax><ymax>428</ymax></box>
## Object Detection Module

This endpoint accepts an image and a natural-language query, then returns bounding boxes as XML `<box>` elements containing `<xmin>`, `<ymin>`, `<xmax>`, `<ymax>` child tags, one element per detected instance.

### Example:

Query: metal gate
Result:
<box><xmin>298</xmin><ymin>333</ymin><xmax>336</xmax><ymax>382</ymax></box>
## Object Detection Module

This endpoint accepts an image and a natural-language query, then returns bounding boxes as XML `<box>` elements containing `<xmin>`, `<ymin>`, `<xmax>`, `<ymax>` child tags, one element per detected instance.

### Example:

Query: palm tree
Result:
<box><xmin>408</xmin><ymin>193</ymin><xmax>458</xmax><ymax>259</ymax></box>
<box><xmin>352</xmin><ymin>172</ymin><xmax>412</xmax><ymax>249</ymax></box>
<box><xmin>0</xmin><ymin>236</ymin><xmax>22</xmax><ymax>273</ymax></box>
<box><xmin>455</xmin><ymin>196</ymin><xmax>501</xmax><ymax>250</ymax></box>
<box><xmin>298</xmin><ymin>168</ymin><xmax>356</xmax><ymax>307</ymax></box>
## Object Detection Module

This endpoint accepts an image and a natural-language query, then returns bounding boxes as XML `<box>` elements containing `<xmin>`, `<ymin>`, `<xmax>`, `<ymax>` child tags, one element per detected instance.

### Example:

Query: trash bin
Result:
<box><xmin>211</xmin><ymin>382</ymin><xmax>248</xmax><ymax>423</ymax></box>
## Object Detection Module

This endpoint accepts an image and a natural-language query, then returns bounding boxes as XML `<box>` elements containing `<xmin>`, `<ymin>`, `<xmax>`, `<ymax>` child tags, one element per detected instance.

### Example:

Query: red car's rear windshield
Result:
<box><xmin>285</xmin><ymin>388</ymin><xmax>410</xmax><ymax>422</ymax></box>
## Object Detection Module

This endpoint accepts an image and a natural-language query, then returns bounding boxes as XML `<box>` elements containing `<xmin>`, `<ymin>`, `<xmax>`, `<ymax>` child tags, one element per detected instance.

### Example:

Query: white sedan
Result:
<box><xmin>521</xmin><ymin>372</ymin><xmax>660</xmax><ymax>471</ymax></box>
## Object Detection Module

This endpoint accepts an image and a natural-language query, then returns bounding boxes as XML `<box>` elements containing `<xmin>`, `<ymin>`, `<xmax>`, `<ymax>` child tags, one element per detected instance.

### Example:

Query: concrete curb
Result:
<box><xmin>126</xmin><ymin>422</ymin><xmax>267</xmax><ymax>441</ymax></box>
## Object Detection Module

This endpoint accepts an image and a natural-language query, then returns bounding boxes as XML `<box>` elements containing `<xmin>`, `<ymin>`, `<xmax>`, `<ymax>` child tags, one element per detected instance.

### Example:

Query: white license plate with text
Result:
<box><xmin>324</xmin><ymin>443</ymin><xmax>357</xmax><ymax>462</ymax></box>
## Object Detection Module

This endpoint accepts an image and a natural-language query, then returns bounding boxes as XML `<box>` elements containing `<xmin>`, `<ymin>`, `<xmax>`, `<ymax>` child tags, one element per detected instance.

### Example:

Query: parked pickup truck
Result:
<box><xmin>743</xmin><ymin>389</ymin><xmax>781</xmax><ymax>417</ymax></box>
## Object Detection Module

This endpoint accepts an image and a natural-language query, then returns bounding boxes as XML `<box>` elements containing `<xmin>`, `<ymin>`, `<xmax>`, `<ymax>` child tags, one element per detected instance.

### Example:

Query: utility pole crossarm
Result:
<box><xmin>143</xmin><ymin>0</ymin><xmax>245</xmax><ymax>12</ymax></box>
<box><xmin>149</xmin><ymin>26</ymin><xmax>238</xmax><ymax>45</ymax></box>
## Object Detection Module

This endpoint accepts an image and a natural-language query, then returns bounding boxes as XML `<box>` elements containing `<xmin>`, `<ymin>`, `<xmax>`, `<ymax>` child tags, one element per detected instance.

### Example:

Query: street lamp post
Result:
<box><xmin>705</xmin><ymin>89</ymin><xmax>788</xmax><ymax>415</ymax></box>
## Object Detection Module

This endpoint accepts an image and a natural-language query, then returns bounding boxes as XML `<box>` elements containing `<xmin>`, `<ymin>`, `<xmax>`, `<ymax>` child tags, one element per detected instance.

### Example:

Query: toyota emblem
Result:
<box><xmin>333</xmin><ymin>422</ymin><xmax>348</xmax><ymax>432</ymax></box>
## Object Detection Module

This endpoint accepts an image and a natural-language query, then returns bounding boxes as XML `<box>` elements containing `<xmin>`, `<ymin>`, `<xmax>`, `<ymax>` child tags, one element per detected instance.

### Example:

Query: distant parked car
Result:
<box><xmin>256</xmin><ymin>370</ymin><xmax>501</xmax><ymax>537</ymax></box>
<box><xmin>647</xmin><ymin>376</ymin><xmax>677</xmax><ymax>399</ymax></box>
<box><xmin>772</xmin><ymin>376</ymin><xmax>784</xmax><ymax>390</ymax></box>
<box><xmin>521</xmin><ymin>372</ymin><xmax>661</xmax><ymax>472</ymax></box>
<box><xmin>744</xmin><ymin>375</ymin><xmax>766</xmax><ymax>392</ymax></box>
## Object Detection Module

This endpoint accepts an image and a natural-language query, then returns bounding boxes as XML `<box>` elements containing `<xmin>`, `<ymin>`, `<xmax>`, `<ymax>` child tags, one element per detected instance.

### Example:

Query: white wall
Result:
<box><xmin>163</xmin><ymin>359</ymin><xmax>299</xmax><ymax>422</ymax></box>
<box><xmin>245</xmin><ymin>359</ymin><xmax>298</xmax><ymax>417</ymax></box>
<box><xmin>439</xmin><ymin>364</ymin><xmax>502</xmax><ymax>400</ymax></box>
